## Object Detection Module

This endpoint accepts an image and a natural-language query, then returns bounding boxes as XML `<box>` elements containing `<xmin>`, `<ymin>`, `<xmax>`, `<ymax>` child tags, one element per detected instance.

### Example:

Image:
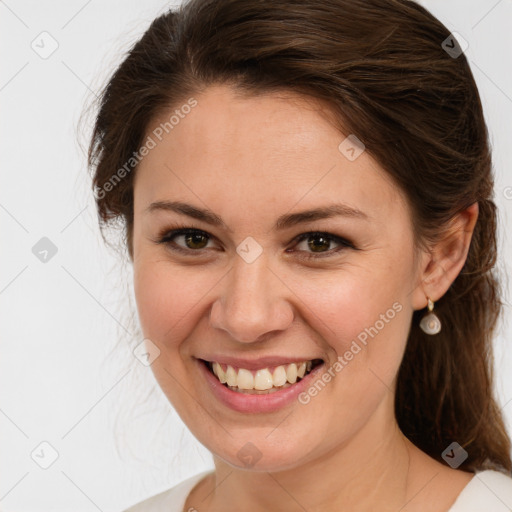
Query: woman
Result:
<box><xmin>88</xmin><ymin>0</ymin><xmax>512</xmax><ymax>510</ymax></box>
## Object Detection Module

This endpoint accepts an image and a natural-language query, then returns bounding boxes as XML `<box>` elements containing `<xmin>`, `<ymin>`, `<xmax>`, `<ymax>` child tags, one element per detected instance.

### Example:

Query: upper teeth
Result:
<box><xmin>211</xmin><ymin>361</ymin><xmax>313</xmax><ymax>390</ymax></box>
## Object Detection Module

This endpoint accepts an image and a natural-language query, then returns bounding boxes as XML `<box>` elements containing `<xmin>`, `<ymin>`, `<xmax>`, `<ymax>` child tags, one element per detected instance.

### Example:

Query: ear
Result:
<box><xmin>411</xmin><ymin>202</ymin><xmax>479</xmax><ymax>310</ymax></box>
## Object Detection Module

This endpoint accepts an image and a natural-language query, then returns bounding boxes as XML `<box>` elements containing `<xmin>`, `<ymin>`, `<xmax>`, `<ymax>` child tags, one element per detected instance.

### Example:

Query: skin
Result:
<box><xmin>131</xmin><ymin>84</ymin><xmax>478</xmax><ymax>511</ymax></box>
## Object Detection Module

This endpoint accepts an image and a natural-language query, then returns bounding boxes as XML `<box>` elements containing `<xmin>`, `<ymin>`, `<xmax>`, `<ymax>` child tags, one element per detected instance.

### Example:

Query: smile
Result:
<box><xmin>203</xmin><ymin>359</ymin><xmax>324</xmax><ymax>394</ymax></box>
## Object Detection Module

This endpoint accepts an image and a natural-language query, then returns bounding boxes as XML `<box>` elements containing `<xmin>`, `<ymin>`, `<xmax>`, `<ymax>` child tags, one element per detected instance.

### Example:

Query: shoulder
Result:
<box><xmin>449</xmin><ymin>469</ymin><xmax>512</xmax><ymax>511</ymax></box>
<box><xmin>122</xmin><ymin>470</ymin><xmax>214</xmax><ymax>512</ymax></box>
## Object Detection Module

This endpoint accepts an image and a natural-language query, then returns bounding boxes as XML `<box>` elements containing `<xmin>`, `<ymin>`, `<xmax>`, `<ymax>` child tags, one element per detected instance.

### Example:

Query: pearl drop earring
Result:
<box><xmin>419</xmin><ymin>297</ymin><xmax>442</xmax><ymax>335</ymax></box>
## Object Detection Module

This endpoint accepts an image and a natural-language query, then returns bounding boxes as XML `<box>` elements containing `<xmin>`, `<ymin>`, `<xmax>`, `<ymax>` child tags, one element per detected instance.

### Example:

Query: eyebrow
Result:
<box><xmin>145</xmin><ymin>200</ymin><xmax>369</xmax><ymax>231</ymax></box>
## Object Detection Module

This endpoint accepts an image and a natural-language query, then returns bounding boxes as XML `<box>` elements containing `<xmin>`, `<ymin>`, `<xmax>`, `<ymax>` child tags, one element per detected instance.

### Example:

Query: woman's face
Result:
<box><xmin>132</xmin><ymin>84</ymin><xmax>425</xmax><ymax>471</ymax></box>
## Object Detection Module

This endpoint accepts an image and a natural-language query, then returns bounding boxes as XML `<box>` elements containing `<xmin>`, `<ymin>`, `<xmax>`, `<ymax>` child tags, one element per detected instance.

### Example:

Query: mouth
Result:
<box><xmin>200</xmin><ymin>358</ymin><xmax>324</xmax><ymax>395</ymax></box>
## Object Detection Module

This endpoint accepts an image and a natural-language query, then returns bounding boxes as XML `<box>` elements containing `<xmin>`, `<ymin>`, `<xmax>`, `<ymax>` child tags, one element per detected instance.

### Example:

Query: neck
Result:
<box><xmin>202</xmin><ymin>397</ymin><xmax>419</xmax><ymax>512</ymax></box>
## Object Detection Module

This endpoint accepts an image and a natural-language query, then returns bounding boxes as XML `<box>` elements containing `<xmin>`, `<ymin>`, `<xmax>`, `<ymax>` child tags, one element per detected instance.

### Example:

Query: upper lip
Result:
<box><xmin>197</xmin><ymin>355</ymin><xmax>323</xmax><ymax>370</ymax></box>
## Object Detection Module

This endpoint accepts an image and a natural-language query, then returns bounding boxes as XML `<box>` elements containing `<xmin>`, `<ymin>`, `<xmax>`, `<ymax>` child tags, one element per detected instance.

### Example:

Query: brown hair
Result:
<box><xmin>88</xmin><ymin>0</ymin><xmax>511</xmax><ymax>473</ymax></box>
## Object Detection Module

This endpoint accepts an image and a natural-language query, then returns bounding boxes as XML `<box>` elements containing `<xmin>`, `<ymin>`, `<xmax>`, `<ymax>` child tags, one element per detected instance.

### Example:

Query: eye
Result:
<box><xmin>287</xmin><ymin>231</ymin><xmax>354</xmax><ymax>259</ymax></box>
<box><xmin>156</xmin><ymin>226</ymin><xmax>216</xmax><ymax>254</ymax></box>
<box><xmin>155</xmin><ymin>225</ymin><xmax>355</xmax><ymax>259</ymax></box>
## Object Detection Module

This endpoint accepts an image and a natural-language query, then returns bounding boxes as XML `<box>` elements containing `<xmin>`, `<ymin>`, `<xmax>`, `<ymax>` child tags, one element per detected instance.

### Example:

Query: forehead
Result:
<box><xmin>133</xmin><ymin>84</ymin><xmax>408</xmax><ymax>231</ymax></box>
<box><xmin>141</xmin><ymin>85</ymin><xmax>343</xmax><ymax>171</ymax></box>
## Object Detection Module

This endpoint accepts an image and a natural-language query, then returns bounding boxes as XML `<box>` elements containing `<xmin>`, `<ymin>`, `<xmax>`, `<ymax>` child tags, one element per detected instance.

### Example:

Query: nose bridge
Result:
<box><xmin>210</xmin><ymin>250</ymin><xmax>293</xmax><ymax>343</ymax></box>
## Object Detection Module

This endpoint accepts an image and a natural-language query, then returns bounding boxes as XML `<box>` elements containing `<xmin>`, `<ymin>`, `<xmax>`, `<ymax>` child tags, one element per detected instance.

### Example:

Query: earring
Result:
<box><xmin>419</xmin><ymin>297</ymin><xmax>442</xmax><ymax>335</ymax></box>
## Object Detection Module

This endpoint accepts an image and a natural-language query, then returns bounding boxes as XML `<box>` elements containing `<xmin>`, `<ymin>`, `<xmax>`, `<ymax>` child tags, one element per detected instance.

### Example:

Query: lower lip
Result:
<box><xmin>197</xmin><ymin>359</ymin><xmax>325</xmax><ymax>413</ymax></box>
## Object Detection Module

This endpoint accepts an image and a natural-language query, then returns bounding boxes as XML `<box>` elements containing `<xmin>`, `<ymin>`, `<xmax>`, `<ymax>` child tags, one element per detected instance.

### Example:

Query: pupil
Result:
<box><xmin>186</xmin><ymin>233</ymin><xmax>207</xmax><ymax>249</ymax></box>
<box><xmin>309</xmin><ymin>235</ymin><xmax>329</xmax><ymax>252</ymax></box>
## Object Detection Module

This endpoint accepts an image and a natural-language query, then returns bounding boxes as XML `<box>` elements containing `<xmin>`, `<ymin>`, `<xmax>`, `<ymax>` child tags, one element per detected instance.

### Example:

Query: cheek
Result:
<box><xmin>289</xmin><ymin>268</ymin><xmax>412</xmax><ymax>439</ymax></box>
<box><xmin>134</xmin><ymin>260</ymin><xmax>182</xmax><ymax>341</ymax></box>
<box><xmin>132</xmin><ymin>259</ymin><xmax>211</xmax><ymax>410</ymax></box>
<box><xmin>133</xmin><ymin>257</ymin><xmax>219</xmax><ymax>348</ymax></box>
<box><xmin>296</xmin><ymin>260</ymin><xmax>412</xmax><ymax>378</ymax></box>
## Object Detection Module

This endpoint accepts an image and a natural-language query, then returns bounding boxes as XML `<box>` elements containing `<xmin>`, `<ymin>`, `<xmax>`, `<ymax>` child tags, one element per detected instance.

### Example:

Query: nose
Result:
<box><xmin>209</xmin><ymin>251</ymin><xmax>294</xmax><ymax>343</ymax></box>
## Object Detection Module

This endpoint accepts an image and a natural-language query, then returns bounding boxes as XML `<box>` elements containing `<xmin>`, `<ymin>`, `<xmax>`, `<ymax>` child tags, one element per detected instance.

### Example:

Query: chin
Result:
<box><xmin>198</xmin><ymin>426</ymin><xmax>320</xmax><ymax>473</ymax></box>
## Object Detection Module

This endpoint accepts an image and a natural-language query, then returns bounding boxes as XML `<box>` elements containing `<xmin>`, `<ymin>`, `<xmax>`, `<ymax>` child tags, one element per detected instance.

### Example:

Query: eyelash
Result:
<box><xmin>155</xmin><ymin>223</ymin><xmax>356</xmax><ymax>260</ymax></box>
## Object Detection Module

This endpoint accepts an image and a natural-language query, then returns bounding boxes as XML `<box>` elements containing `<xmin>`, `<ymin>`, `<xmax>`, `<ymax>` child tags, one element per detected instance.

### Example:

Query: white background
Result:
<box><xmin>1</xmin><ymin>1</ymin><xmax>511</xmax><ymax>510</ymax></box>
